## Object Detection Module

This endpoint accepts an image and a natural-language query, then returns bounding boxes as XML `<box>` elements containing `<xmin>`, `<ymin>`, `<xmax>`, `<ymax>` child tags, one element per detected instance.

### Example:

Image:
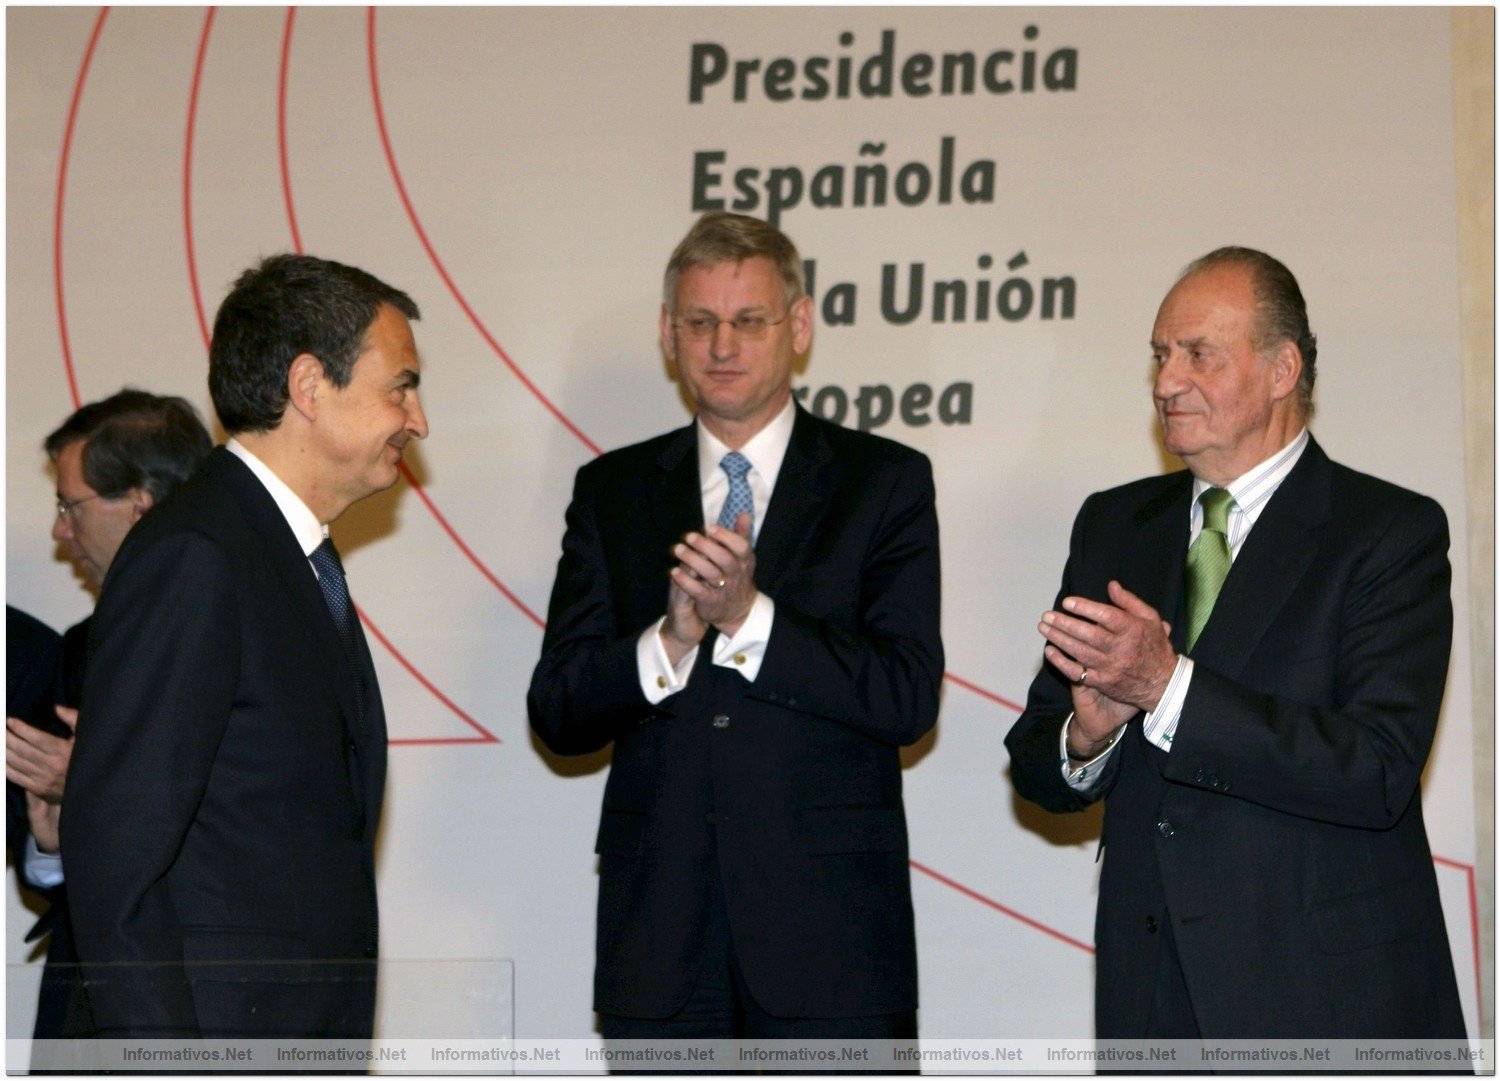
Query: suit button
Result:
<box><xmin>712</xmin><ymin>714</ymin><xmax>730</xmax><ymax>729</ymax></box>
<box><xmin>1220</xmin><ymin>781</ymin><xmax>1231</xmax><ymax>793</ymax></box>
<box><xmin>786</xmin><ymin>697</ymin><xmax>798</xmax><ymax>707</ymax></box>
<box><xmin>1156</xmin><ymin>820</ymin><xmax>1175</xmax><ymax>837</ymax></box>
<box><xmin>1146</xmin><ymin>916</ymin><xmax>1158</xmax><ymax>934</ymax></box>
<box><xmin>1194</xmin><ymin>769</ymin><xmax>1205</xmax><ymax>783</ymax></box>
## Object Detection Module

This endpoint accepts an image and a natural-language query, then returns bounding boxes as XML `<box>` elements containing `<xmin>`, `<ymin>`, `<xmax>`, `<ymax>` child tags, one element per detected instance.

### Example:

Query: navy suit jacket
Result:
<box><xmin>529</xmin><ymin>406</ymin><xmax>943</xmax><ymax>1019</ymax></box>
<box><xmin>1006</xmin><ymin>438</ymin><xmax>1466</xmax><ymax>1039</ymax></box>
<box><xmin>62</xmin><ymin>448</ymin><xmax>386</xmax><ymax>1039</ymax></box>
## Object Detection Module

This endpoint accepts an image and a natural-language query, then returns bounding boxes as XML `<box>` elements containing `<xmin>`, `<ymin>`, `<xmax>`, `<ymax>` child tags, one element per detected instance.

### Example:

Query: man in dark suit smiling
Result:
<box><xmin>530</xmin><ymin>212</ymin><xmax>942</xmax><ymax>1040</ymax></box>
<box><xmin>62</xmin><ymin>254</ymin><xmax>429</xmax><ymax>1039</ymax></box>
<box><xmin>1007</xmin><ymin>247</ymin><xmax>1465</xmax><ymax>1040</ymax></box>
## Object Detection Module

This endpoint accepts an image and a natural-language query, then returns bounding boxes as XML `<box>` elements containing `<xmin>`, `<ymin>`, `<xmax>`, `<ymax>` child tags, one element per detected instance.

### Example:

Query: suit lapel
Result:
<box><xmin>1124</xmin><ymin>474</ymin><xmax>1193</xmax><ymax>653</ymax></box>
<box><xmin>214</xmin><ymin>450</ymin><xmax>364</xmax><ymax>735</ymax></box>
<box><xmin>1188</xmin><ymin>439</ymin><xmax>1331</xmax><ymax>677</ymax></box>
<box><xmin>652</xmin><ymin>422</ymin><xmax>707</xmax><ymax>556</ymax></box>
<box><xmin>753</xmin><ymin>407</ymin><xmax>837</xmax><ymax>598</ymax></box>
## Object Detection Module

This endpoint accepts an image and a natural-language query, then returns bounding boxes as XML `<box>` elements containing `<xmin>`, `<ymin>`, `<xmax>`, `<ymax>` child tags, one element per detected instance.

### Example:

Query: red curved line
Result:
<box><xmin>183</xmin><ymin>6</ymin><xmax>216</xmax><ymax>350</ymax></box>
<box><xmin>1432</xmin><ymin>854</ymin><xmax>1475</xmax><ymax>872</ymax></box>
<box><xmin>398</xmin><ymin>463</ymin><xmax>547</xmax><ymax>629</ymax></box>
<box><xmin>365</xmin><ymin>6</ymin><xmax>602</xmax><ymax>457</ymax></box>
<box><xmin>944</xmin><ymin>671</ymin><xmax>1025</xmax><ymax>713</ymax></box>
<box><xmin>276</xmin><ymin>6</ymin><xmax>302</xmax><ymax>253</ymax></box>
<box><xmin>53</xmin><ymin>7</ymin><xmax>110</xmax><ymax>411</ymax></box>
<box><xmin>357</xmin><ymin>605</ymin><xmax>499</xmax><ymax>744</ymax></box>
<box><xmin>909</xmin><ymin>858</ymin><xmax>1094</xmax><ymax>955</ymax></box>
<box><xmin>1431</xmin><ymin>857</ymin><xmax>1484</xmax><ymax>1032</ymax></box>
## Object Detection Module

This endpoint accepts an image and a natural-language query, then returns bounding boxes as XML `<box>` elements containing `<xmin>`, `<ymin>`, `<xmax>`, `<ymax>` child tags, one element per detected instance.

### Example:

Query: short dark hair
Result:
<box><xmin>1183</xmin><ymin>246</ymin><xmax>1318</xmax><ymax>416</ymax></box>
<box><xmin>663</xmin><ymin>212</ymin><xmax>805</xmax><ymax>311</ymax></box>
<box><xmin>45</xmin><ymin>389</ymin><xmax>213</xmax><ymax>503</ymax></box>
<box><xmin>208</xmin><ymin>253</ymin><xmax>420</xmax><ymax>433</ymax></box>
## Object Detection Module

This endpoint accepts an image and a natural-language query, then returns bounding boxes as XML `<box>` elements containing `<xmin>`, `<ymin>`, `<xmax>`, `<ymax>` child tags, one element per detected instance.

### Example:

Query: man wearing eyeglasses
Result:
<box><xmin>6</xmin><ymin>389</ymin><xmax>211</xmax><ymax>1040</ymax></box>
<box><xmin>530</xmin><ymin>212</ymin><xmax>942</xmax><ymax>1042</ymax></box>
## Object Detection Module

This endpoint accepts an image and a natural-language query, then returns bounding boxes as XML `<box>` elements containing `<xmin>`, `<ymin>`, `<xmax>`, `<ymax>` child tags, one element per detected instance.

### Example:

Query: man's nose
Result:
<box><xmin>709</xmin><ymin>319</ymin><xmax>739</xmax><ymax>359</ymax></box>
<box><xmin>1153</xmin><ymin>354</ymin><xmax>1186</xmax><ymax>400</ymax></box>
<box><xmin>52</xmin><ymin>512</ymin><xmax>72</xmax><ymax>544</ymax></box>
<box><xmin>406</xmin><ymin>395</ymin><xmax>429</xmax><ymax>440</ymax></box>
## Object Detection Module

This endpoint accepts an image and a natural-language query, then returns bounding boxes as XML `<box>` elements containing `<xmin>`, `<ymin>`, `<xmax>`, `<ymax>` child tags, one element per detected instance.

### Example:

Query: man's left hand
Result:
<box><xmin>1039</xmin><ymin>581</ymin><xmax>1177</xmax><ymax>713</ymax></box>
<box><xmin>6</xmin><ymin>707</ymin><xmax>77</xmax><ymax>804</ymax></box>
<box><xmin>670</xmin><ymin>515</ymin><xmax>757</xmax><ymax>637</ymax></box>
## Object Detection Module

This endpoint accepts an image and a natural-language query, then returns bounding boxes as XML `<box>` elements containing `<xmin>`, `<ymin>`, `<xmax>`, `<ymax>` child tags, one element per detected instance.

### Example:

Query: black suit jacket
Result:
<box><xmin>1007</xmin><ymin>438</ymin><xmax>1466</xmax><ymax>1039</ymax></box>
<box><xmin>529</xmin><ymin>406</ymin><xmax>943</xmax><ymax>1019</ymax></box>
<box><xmin>6</xmin><ymin>609</ymin><xmax>93</xmax><ymax>1040</ymax></box>
<box><xmin>61</xmin><ymin>448</ymin><xmax>386</xmax><ymax>1038</ymax></box>
<box><xmin>6</xmin><ymin>606</ymin><xmax>66</xmax><ymax>953</ymax></box>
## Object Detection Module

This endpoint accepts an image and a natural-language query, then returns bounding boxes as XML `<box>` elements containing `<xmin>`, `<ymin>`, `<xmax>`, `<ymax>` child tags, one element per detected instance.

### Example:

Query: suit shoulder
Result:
<box><xmin>574</xmin><ymin>425</ymin><xmax>691</xmax><ymax>484</ymax></box>
<box><xmin>1078</xmin><ymin>470</ymin><xmax>1190</xmax><ymax>521</ymax></box>
<box><xmin>811</xmin><ymin>413</ymin><xmax>932</xmax><ymax>472</ymax></box>
<box><xmin>1326</xmin><ymin>459</ymin><xmax>1444</xmax><ymax>514</ymax></box>
<box><xmin>1324</xmin><ymin>458</ymin><xmax>1448</xmax><ymax>543</ymax></box>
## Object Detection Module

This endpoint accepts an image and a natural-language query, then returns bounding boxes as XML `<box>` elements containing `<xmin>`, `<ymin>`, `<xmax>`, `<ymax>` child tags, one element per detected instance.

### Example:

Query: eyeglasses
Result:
<box><xmin>672</xmin><ymin>311</ymin><xmax>789</xmax><ymax>341</ymax></box>
<box><xmin>56</xmin><ymin>493</ymin><xmax>107</xmax><ymax>521</ymax></box>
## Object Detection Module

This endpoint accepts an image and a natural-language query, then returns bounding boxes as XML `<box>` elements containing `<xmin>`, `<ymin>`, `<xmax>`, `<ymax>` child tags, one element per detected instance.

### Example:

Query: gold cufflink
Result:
<box><xmin>656</xmin><ymin>676</ymin><xmax>667</xmax><ymax>688</ymax></box>
<box><xmin>734</xmin><ymin>653</ymin><xmax>746</xmax><ymax>665</ymax></box>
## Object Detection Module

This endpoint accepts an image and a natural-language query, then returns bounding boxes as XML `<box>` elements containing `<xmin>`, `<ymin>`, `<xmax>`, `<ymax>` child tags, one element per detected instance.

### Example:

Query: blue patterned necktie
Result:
<box><xmin>309</xmin><ymin>537</ymin><xmax>367</xmax><ymax>721</ymax></box>
<box><xmin>717</xmin><ymin>451</ymin><xmax>754</xmax><ymax>535</ymax></box>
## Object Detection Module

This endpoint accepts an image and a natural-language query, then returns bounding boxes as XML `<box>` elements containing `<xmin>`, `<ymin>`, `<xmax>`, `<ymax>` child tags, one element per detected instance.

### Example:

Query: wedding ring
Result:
<box><xmin>1072</xmin><ymin>668</ymin><xmax>1088</xmax><ymax>687</ymax></box>
<box><xmin>714</xmin><ymin>578</ymin><xmax>727</xmax><ymax>589</ymax></box>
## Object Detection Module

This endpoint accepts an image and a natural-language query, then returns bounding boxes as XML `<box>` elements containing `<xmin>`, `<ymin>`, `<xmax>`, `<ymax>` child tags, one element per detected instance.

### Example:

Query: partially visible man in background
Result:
<box><xmin>7</xmin><ymin>389</ymin><xmax>212</xmax><ymax>1039</ymax></box>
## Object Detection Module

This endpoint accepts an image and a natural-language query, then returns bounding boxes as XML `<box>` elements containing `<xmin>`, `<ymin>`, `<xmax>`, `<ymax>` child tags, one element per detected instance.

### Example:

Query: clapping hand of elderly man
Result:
<box><xmin>1039</xmin><ymin>580</ymin><xmax>1177</xmax><ymax>757</ymax></box>
<box><xmin>670</xmin><ymin>514</ymin><xmax>757</xmax><ymax>636</ymax></box>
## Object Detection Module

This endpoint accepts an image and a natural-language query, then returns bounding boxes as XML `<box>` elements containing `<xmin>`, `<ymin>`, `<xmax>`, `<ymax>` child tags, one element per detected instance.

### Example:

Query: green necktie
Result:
<box><xmin>1185</xmin><ymin>487</ymin><xmax>1235</xmax><ymax>652</ymax></box>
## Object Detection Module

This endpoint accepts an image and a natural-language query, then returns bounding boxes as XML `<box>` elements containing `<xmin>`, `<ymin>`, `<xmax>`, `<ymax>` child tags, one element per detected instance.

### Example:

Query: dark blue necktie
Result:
<box><xmin>309</xmin><ymin>537</ymin><xmax>367</xmax><ymax>722</ymax></box>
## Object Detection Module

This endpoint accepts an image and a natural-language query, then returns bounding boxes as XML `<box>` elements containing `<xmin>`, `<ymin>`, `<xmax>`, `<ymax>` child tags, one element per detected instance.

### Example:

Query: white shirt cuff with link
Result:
<box><xmin>637</xmin><ymin>593</ymin><xmax>776</xmax><ymax>705</ymax></box>
<box><xmin>23</xmin><ymin>834</ymin><xmax>64</xmax><ymax>889</ymax></box>
<box><xmin>1059</xmin><ymin>656</ymin><xmax>1194</xmax><ymax>790</ymax></box>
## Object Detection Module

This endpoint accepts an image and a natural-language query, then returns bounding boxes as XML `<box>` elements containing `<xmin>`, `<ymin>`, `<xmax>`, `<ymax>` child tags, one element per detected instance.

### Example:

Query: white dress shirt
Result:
<box><xmin>637</xmin><ymin>399</ymin><xmax>796</xmax><ymax>703</ymax></box>
<box><xmin>227</xmin><ymin>438</ymin><xmax>328</xmax><ymax>559</ymax></box>
<box><xmin>1064</xmin><ymin>428</ymin><xmax>1310</xmax><ymax>788</ymax></box>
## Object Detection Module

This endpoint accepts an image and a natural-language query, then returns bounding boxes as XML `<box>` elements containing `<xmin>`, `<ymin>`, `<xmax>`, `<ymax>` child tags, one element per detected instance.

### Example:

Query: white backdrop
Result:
<box><xmin>6</xmin><ymin>6</ymin><xmax>1481</xmax><ymax>1042</ymax></box>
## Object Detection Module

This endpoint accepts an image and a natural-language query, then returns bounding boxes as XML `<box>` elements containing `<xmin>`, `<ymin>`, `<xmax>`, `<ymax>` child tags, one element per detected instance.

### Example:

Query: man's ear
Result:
<box><xmin>790</xmin><ymin>294</ymin><xmax>814</xmax><ymax>355</ymax></box>
<box><xmin>659</xmin><ymin>304</ymin><xmax>678</xmax><ymax>369</ymax></box>
<box><xmin>286</xmin><ymin>352</ymin><xmax>326</xmax><ymax>421</ymax></box>
<box><xmin>1270</xmin><ymin>340</ymin><xmax>1302</xmax><ymax>404</ymax></box>
<box><xmin>125</xmin><ymin>488</ymin><xmax>155</xmax><ymax>524</ymax></box>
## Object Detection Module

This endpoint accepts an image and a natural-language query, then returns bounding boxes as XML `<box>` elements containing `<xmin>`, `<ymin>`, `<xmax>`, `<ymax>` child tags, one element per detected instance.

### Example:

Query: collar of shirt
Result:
<box><xmin>696</xmin><ymin>397</ymin><xmax>797</xmax><ymax>541</ymax></box>
<box><xmin>1190</xmin><ymin>427</ymin><xmax>1310</xmax><ymax>557</ymax></box>
<box><xmin>226</xmin><ymin>437</ymin><xmax>328</xmax><ymax>558</ymax></box>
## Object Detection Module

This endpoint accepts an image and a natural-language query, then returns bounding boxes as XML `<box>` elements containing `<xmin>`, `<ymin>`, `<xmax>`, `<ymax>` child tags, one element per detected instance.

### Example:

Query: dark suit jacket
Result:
<box><xmin>6</xmin><ymin>607</ymin><xmax>66</xmax><ymax>963</ymax></box>
<box><xmin>1006</xmin><ymin>437</ymin><xmax>1466</xmax><ymax>1039</ymax></box>
<box><xmin>61</xmin><ymin>448</ymin><xmax>386</xmax><ymax>1039</ymax></box>
<box><xmin>6</xmin><ymin>609</ymin><xmax>92</xmax><ymax>1040</ymax></box>
<box><xmin>529</xmin><ymin>406</ymin><xmax>943</xmax><ymax>1019</ymax></box>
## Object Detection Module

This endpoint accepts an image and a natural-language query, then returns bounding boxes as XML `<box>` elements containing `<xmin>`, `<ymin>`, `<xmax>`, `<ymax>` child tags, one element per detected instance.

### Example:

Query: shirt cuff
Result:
<box><xmin>638</xmin><ymin>618</ymin><xmax>699</xmax><ymax>705</ymax></box>
<box><xmin>1141</xmin><ymin>655</ymin><xmax>1193</xmax><ymax>752</ymax></box>
<box><xmin>712</xmin><ymin>593</ymin><xmax>774</xmax><ymax>682</ymax></box>
<box><xmin>23</xmin><ymin>835</ymin><xmax>64</xmax><ymax>889</ymax></box>
<box><xmin>1059</xmin><ymin>714</ymin><xmax>1120</xmax><ymax>791</ymax></box>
